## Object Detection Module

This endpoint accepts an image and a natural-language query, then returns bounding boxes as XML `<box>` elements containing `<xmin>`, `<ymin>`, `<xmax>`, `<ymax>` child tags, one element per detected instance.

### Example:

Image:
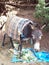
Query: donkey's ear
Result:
<box><xmin>29</xmin><ymin>22</ymin><xmax>37</xmax><ymax>26</ymax></box>
<box><xmin>41</xmin><ymin>24</ymin><xmax>46</xmax><ymax>30</ymax></box>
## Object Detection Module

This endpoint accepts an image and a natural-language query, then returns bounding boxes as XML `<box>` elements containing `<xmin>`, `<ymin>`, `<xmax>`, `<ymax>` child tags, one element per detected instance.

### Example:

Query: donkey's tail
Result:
<box><xmin>0</xmin><ymin>22</ymin><xmax>6</xmax><ymax>30</ymax></box>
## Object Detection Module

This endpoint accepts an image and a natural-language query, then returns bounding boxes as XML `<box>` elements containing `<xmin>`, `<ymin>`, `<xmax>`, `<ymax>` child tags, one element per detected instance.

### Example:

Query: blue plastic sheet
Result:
<box><xmin>29</xmin><ymin>48</ymin><xmax>49</xmax><ymax>62</ymax></box>
<box><xmin>35</xmin><ymin>51</ymin><xmax>49</xmax><ymax>62</ymax></box>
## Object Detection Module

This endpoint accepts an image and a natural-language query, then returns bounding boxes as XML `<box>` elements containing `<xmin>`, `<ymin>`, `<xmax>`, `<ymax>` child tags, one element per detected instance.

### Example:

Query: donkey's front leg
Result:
<box><xmin>2</xmin><ymin>33</ymin><xmax>6</xmax><ymax>47</ymax></box>
<box><xmin>18</xmin><ymin>41</ymin><xmax>22</xmax><ymax>58</ymax></box>
<box><xmin>18</xmin><ymin>35</ymin><xmax>22</xmax><ymax>58</ymax></box>
<box><xmin>18</xmin><ymin>35</ymin><xmax>22</xmax><ymax>52</ymax></box>
<box><xmin>18</xmin><ymin>42</ymin><xmax>22</xmax><ymax>52</ymax></box>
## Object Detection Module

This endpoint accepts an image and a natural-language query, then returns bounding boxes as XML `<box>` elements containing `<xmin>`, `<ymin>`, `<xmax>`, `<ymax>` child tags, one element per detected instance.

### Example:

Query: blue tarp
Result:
<box><xmin>29</xmin><ymin>48</ymin><xmax>49</xmax><ymax>62</ymax></box>
<box><xmin>36</xmin><ymin>52</ymin><xmax>49</xmax><ymax>62</ymax></box>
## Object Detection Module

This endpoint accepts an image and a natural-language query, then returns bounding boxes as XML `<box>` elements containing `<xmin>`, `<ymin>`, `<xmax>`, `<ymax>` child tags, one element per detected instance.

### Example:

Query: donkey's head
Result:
<box><xmin>24</xmin><ymin>22</ymin><xmax>43</xmax><ymax>51</ymax></box>
<box><xmin>30</xmin><ymin>23</ymin><xmax>43</xmax><ymax>51</ymax></box>
<box><xmin>31</xmin><ymin>23</ymin><xmax>43</xmax><ymax>40</ymax></box>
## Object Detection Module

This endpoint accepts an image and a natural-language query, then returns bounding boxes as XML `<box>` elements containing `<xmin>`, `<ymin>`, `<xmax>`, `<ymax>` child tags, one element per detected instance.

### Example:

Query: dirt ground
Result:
<box><xmin>0</xmin><ymin>8</ymin><xmax>49</xmax><ymax>65</ymax></box>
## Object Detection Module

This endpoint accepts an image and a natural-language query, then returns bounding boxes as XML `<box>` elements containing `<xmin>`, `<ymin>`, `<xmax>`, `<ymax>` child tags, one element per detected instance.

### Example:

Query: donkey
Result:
<box><xmin>0</xmin><ymin>14</ymin><xmax>43</xmax><ymax>55</ymax></box>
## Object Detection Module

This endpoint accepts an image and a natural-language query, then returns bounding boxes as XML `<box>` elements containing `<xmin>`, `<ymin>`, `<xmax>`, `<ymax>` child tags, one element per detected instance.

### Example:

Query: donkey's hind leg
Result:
<box><xmin>2</xmin><ymin>33</ymin><xmax>6</xmax><ymax>46</ymax></box>
<box><xmin>10</xmin><ymin>37</ymin><xmax>15</xmax><ymax>48</ymax></box>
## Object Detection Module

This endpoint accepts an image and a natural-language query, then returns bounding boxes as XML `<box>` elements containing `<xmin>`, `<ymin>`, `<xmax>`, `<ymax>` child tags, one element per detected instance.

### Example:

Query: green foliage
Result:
<box><xmin>35</xmin><ymin>0</ymin><xmax>49</xmax><ymax>32</ymax></box>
